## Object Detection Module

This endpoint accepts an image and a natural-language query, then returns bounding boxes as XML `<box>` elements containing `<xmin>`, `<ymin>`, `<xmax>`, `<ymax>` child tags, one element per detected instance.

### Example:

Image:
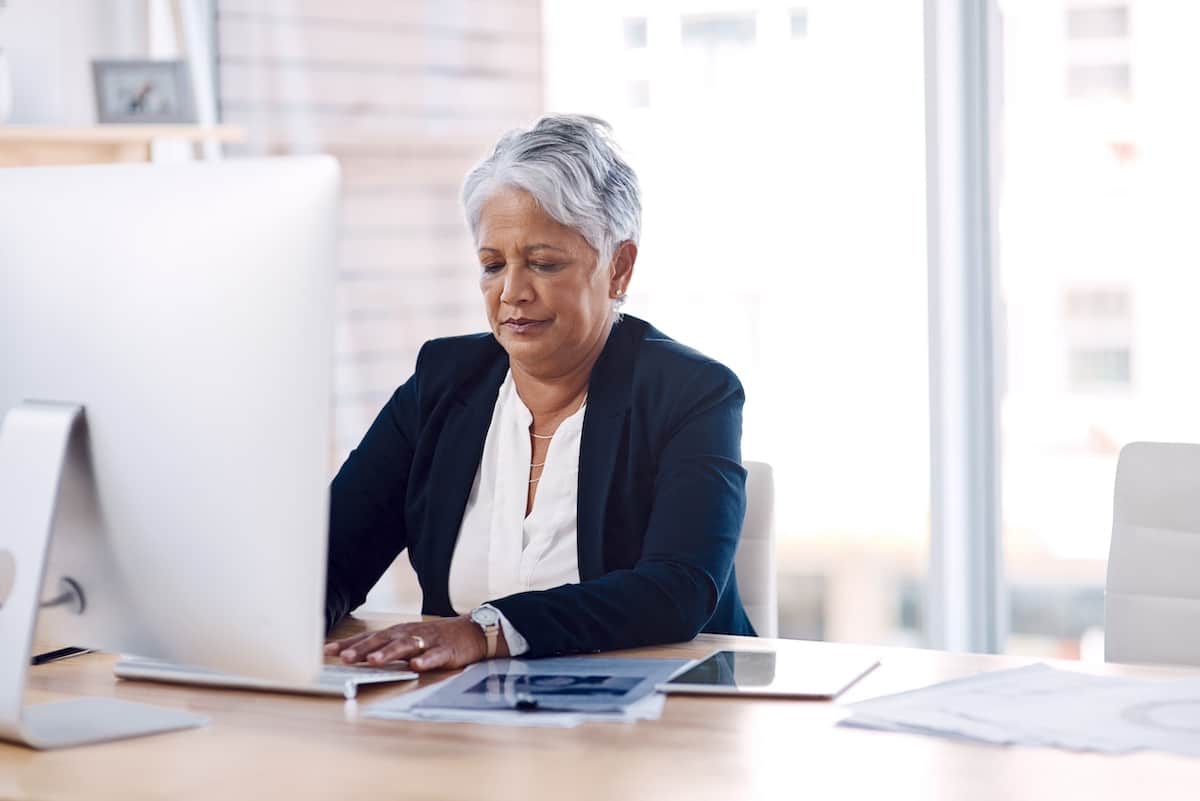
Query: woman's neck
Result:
<box><xmin>510</xmin><ymin>325</ymin><xmax>610</xmax><ymax>418</ymax></box>
<box><xmin>510</xmin><ymin>356</ymin><xmax>594</xmax><ymax>418</ymax></box>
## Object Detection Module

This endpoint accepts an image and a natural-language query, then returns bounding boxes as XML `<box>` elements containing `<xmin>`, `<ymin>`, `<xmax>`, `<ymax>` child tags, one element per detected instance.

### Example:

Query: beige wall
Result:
<box><xmin>0</xmin><ymin>0</ymin><xmax>148</xmax><ymax>124</ymax></box>
<box><xmin>215</xmin><ymin>0</ymin><xmax>545</xmax><ymax>612</ymax></box>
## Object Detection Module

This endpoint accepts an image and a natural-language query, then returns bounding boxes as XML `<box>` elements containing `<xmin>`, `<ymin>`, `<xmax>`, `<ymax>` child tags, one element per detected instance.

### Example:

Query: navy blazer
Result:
<box><xmin>324</xmin><ymin>315</ymin><xmax>755</xmax><ymax>657</ymax></box>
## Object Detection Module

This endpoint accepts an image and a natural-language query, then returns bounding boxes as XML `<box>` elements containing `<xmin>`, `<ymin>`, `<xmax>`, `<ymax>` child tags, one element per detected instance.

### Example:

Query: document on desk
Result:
<box><xmin>366</xmin><ymin>656</ymin><xmax>687</xmax><ymax>728</ymax></box>
<box><xmin>841</xmin><ymin>663</ymin><xmax>1200</xmax><ymax>756</ymax></box>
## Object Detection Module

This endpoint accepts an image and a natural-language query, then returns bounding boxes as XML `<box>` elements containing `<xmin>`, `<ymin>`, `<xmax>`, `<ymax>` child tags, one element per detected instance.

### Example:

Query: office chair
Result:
<box><xmin>1105</xmin><ymin>442</ymin><xmax>1200</xmax><ymax>666</ymax></box>
<box><xmin>370</xmin><ymin>461</ymin><xmax>782</xmax><ymax>638</ymax></box>
<box><xmin>737</xmin><ymin>461</ymin><xmax>778</xmax><ymax>638</ymax></box>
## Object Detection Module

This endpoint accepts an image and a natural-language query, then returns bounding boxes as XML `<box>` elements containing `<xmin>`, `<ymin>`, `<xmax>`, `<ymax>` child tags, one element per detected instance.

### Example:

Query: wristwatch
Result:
<box><xmin>470</xmin><ymin>605</ymin><xmax>501</xmax><ymax>658</ymax></box>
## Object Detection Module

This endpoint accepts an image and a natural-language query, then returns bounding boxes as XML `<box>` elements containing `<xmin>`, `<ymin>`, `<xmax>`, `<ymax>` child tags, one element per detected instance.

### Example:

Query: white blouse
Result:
<box><xmin>447</xmin><ymin>370</ymin><xmax>584</xmax><ymax>656</ymax></box>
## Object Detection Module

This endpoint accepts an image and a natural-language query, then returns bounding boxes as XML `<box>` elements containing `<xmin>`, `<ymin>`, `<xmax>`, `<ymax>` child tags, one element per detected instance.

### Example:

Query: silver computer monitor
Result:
<box><xmin>0</xmin><ymin>157</ymin><xmax>339</xmax><ymax>746</ymax></box>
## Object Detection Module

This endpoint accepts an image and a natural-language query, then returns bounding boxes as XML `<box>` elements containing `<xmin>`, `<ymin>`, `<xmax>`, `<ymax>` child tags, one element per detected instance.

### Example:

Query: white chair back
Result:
<box><xmin>1106</xmin><ymin>442</ymin><xmax>1200</xmax><ymax>666</ymax></box>
<box><xmin>736</xmin><ymin>461</ymin><xmax>778</xmax><ymax>638</ymax></box>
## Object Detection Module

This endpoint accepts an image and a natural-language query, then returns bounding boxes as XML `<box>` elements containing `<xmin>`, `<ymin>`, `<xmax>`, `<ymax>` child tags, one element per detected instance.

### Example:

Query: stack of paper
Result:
<box><xmin>842</xmin><ymin>663</ymin><xmax>1200</xmax><ymax>756</ymax></box>
<box><xmin>367</xmin><ymin>656</ymin><xmax>687</xmax><ymax>729</ymax></box>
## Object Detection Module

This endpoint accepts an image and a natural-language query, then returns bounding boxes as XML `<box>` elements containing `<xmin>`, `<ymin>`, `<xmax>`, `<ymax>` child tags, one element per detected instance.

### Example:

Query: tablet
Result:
<box><xmin>656</xmin><ymin>649</ymin><xmax>880</xmax><ymax>699</ymax></box>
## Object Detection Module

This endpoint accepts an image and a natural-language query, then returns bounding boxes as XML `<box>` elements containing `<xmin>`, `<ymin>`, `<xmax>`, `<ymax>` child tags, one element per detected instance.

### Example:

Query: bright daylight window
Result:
<box><xmin>543</xmin><ymin>0</ymin><xmax>930</xmax><ymax>644</ymax></box>
<box><xmin>997</xmin><ymin>0</ymin><xmax>1200</xmax><ymax>658</ymax></box>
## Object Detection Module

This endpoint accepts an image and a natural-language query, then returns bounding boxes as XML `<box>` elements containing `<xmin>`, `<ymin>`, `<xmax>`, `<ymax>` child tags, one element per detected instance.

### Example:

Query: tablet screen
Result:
<box><xmin>668</xmin><ymin>651</ymin><xmax>776</xmax><ymax>687</ymax></box>
<box><xmin>659</xmin><ymin>648</ymin><xmax>880</xmax><ymax>698</ymax></box>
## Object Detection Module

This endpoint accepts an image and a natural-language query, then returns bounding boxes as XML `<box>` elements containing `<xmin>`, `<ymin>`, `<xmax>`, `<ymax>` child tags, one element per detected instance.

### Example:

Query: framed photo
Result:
<box><xmin>91</xmin><ymin>59</ymin><xmax>197</xmax><ymax>124</ymax></box>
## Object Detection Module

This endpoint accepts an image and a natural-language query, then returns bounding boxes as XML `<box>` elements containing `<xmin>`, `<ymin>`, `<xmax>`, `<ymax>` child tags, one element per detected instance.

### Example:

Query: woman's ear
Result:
<box><xmin>609</xmin><ymin>241</ymin><xmax>638</xmax><ymax>299</ymax></box>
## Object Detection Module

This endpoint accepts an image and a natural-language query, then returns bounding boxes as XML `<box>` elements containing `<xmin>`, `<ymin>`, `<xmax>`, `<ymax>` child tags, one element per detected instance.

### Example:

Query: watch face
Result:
<box><xmin>472</xmin><ymin>606</ymin><xmax>500</xmax><ymax>627</ymax></box>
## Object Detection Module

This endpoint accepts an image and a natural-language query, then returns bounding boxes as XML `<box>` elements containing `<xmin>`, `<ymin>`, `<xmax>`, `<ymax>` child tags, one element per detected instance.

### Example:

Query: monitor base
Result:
<box><xmin>22</xmin><ymin>697</ymin><xmax>206</xmax><ymax>750</ymax></box>
<box><xmin>0</xmin><ymin>402</ymin><xmax>207</xmax><ymax>750</ymax></box>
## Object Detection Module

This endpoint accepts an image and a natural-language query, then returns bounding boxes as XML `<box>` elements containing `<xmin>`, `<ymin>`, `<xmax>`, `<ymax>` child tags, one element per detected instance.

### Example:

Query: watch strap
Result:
<box><xmin>483</xmin><ymin>623</ymin><xmax>499</xmax><ymax>658</ymax></box>
<box><xmin>472</xmin><ymin>606</ymin><xmax>501</xmax><ymax>658</ymax></box>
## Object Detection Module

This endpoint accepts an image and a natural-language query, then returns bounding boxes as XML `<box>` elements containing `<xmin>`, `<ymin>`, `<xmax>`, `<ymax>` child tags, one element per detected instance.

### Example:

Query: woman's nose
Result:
<box><xmin>500</xmin><ymin>265</ymin><xmax>533</xmax><ymax>305</ymax></box>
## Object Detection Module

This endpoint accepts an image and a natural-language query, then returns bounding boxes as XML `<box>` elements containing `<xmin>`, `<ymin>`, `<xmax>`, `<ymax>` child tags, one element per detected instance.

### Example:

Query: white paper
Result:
<box><xmin>839</xmin><ymin>664</ymin><xmax>1200</xmax><ymax>755</ymax></box>
<box><xmin>954</xmin><ymin>675</ymin><xmax>1200</xmax><ymax>755</ymax></box>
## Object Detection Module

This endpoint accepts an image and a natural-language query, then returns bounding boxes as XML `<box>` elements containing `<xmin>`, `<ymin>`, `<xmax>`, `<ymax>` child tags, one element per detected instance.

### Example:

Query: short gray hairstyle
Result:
<box><xmin>462</xmin><ymin>114</ymin><xmax>642</xmax><ymax>268</ymax></box>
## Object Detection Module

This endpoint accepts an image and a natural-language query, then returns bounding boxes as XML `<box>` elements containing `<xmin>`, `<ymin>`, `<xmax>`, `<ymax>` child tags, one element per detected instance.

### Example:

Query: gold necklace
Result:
<box><xmin>528</xmin><ymin>393</ymin><xmax>587</xmax><ymax>483</ymax></box>
<box><xmin>528</xmin><ymin>393</ymin><xmax>588</xmax><ymax>439</ymax></box>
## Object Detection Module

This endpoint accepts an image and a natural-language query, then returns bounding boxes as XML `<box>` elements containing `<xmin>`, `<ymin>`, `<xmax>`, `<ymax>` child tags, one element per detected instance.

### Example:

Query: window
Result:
<box><xmin>1063</xmin><ymin>288</ymin><xmax>1131</xmax><ymax>321</ymax></box>
<box><xmin>624</xmin><ymin>16</ymin><xmax>648</xmax><ymax>49</ymax></box>
<box><xmin>790</xmin><ymin>9</ymin><xmax>809</xmax><ymax>39</ymax></box>
<box><xmin>1067</xmin><ymin>63</ymin><xmax>1131</xmax><ymax>100</ymax></box>
<box><xmin>544</xmin><ymin>0</ymin><xmax>929</xmax><ymax>647</ymax></box>
<box><xmin>1068</xmin><ymin>348</ymin><xmax>1131</xmax><ymax>389</ymax></box>
<box><xmin>1062</xmin><ymin>288</ymin><xmax>1133</xmax><ymax>392</ymax></box>
<box><xmin>998</xmin><ymin>1</ymin><xmax>1200</xmax><ymax>659</ymax></box>
<box><xmin>1064</xmin><ymin>4</ymin><xmax>1132</xmax><ymax>101</ymax></box>
<box><xmin>1067</xmin><ymin>5</ymin><xmax>1129</xmax><ymax>39</ymax></box>
<box><xmin>680</xmin><ymin>13</ymin><xmax>757</xmax><ymax>47</ymax></box>
<box><xmin>676</xmin><ymin>12</ymin><xmax>762</xmax><ymax>95</ymax></box>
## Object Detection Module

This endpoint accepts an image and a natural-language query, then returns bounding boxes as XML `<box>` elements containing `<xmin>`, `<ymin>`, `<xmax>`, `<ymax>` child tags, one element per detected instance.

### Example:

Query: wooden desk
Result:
<box><xmin>5</xmin><ymin>614</ymin><xmax>1200</xmax><ymax>801</ymax></box>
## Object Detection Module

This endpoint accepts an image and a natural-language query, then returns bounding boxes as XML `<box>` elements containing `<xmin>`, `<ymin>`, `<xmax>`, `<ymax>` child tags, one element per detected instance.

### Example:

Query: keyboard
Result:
<box><xmin>114</xmin><ymin>657</ymin><xmax>418</xmax><ymax>699</ymax></box>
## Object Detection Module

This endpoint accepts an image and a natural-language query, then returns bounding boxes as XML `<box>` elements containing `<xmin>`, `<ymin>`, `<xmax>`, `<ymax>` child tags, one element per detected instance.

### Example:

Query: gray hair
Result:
<box><xmin>462</xmin><ymin>114</ymin><xmax>642</xmax><ymax>269</ymax></box>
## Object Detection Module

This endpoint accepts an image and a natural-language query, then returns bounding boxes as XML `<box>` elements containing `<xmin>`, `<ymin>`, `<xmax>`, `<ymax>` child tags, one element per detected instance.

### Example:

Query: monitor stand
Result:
<box><xmin>0</xmin><ymin>402</ymin><xmax>207</xmax><ymax>749</ymax></box>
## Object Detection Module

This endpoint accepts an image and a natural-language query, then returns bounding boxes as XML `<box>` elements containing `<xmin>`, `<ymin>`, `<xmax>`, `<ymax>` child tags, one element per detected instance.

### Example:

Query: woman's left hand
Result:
<box><xmin>324</xmin><ymin>616</ymin><xmax>502</xmax><ymax>672</ymax></box>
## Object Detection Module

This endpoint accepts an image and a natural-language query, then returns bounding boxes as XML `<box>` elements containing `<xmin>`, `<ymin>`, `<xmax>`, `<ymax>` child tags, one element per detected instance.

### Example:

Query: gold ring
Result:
<box><xmin>410</xmin><ymin>634</ymin><xmax>426</xmax><ymax>650</ymax></box>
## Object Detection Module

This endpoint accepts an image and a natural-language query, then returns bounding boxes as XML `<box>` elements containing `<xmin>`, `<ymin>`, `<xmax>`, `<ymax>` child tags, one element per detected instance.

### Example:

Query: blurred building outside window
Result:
<box><xmin>544</xmin><ymin>0</ymin><xmax>930</xmax><ymax>646</ymax></box>
<box><xmin>998</xmin><ymin>0</ymin><xmax>1200</xmax><ymax>659</ymax></box>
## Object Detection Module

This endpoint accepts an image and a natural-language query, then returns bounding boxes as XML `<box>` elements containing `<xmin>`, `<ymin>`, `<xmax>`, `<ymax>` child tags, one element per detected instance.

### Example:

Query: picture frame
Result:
<box><xmin>91</xmin><ymin>59</ymin><xmax>197</xmax><ymax>125</ymax></box>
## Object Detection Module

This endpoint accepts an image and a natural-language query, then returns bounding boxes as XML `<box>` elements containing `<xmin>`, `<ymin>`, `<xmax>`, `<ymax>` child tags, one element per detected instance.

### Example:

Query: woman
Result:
<box><xmin>324</xmin><ymin>114</ymin><xmax>754</xmax><ymax>672</ymax></box>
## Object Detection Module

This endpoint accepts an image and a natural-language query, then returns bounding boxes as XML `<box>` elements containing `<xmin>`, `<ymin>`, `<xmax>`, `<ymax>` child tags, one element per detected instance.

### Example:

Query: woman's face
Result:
<box><xmin>477</xmin><ymin>186</ymin><xmax>633</xmax><ymax>378</ymax></box>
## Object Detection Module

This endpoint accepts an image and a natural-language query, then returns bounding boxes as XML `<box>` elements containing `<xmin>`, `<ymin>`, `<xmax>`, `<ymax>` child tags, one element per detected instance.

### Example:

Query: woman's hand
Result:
<box><xmin>324</xmin><ymin>616</ymin><xmax>506</xmax><ymax>672</ymax></box>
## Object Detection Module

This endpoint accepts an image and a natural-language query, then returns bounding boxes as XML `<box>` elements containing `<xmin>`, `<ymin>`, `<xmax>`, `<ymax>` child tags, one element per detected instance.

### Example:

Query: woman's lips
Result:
<box><xmin>502</xmin><ymin>319</ymin><xmax>548</xmax><ymax>334</ymax></box>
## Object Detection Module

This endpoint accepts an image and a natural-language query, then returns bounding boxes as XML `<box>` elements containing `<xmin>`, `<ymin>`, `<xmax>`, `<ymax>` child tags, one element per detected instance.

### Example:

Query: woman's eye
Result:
<box><xmin>481</xmin><ymin>263</ymin><xmax>504</xmax><ymax>274</ymax></box>
<box><xmin>530</xmin><ymin>262</ymin><xmax>560</xmax><ymax>272</ymax></box>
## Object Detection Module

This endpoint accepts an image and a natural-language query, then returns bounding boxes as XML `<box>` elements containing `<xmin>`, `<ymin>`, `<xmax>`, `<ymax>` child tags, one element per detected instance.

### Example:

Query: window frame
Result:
<box><xmin>923</xmin><ymin>0</ymin><xmax>1006</xmax><ymax>653</ymax></box>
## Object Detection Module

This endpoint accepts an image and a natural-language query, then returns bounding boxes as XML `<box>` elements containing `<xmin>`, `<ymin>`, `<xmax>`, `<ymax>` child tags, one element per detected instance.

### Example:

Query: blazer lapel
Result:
<box><xmin>422</xmin><ymin>357</ymin><xmax>508</xmax><ymax>615</ymax></box>
<box><xmin>576</xmin><ymin>319</ymin><xmax>641</xmax><ymax>581</ymax></box>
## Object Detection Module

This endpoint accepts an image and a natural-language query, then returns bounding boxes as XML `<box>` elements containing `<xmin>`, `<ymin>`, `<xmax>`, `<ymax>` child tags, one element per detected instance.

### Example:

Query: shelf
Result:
<box><xmin>0</xmin><ymin>124</ymin><xmax>245</xmax><ymax>144</ymax></box>
<box><xmin>0</xmin><ymin>125</ymin><xmax>247</xmax><ymax>167</ymax></box>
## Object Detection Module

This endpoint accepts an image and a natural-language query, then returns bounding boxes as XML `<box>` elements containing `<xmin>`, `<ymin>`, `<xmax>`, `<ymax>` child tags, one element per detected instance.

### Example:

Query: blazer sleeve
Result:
<box><xmin>488</xmin><ymin>362</ymin><xmax>747</xmax><ymax>657</ymax></box>
<box><xmin>323</xmin><ymin>348</ymin><xmax>423</xmax><ymax>633</ymax></box>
